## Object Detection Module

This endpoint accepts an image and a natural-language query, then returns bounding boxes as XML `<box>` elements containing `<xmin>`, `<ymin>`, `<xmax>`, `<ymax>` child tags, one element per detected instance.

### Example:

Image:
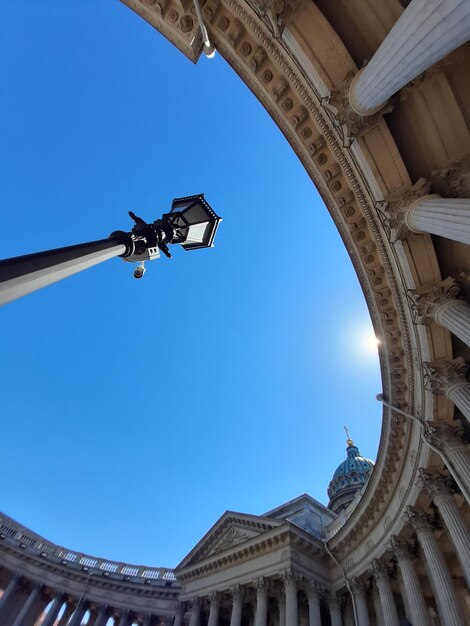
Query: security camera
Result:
<box><xmin>133</xmin><ymin>262</ymin><xmax>146</xmax><ymax>279</ymax></box>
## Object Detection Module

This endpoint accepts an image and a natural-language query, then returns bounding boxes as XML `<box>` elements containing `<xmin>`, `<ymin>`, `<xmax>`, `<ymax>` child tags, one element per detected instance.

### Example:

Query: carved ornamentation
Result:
<box><xmin>376</xmin><ymin>178</ymin><xmax>431</xmax><ymax>242</ymax></box>
<box><xmin>321</xmin><ymin>71</ymin><xmax>393</xmax><ymax>148</ymax></box>
<box><xmin>306</xmin><ymin>579</ymin><xmax>324</xmax><ymax>598</ymax></box>
<box><xmin>209</xmin><ymin>591</ymin><xmax>220</xmax><ymax>606</ymax></box>
<box><xmin>350</xmin><ymin>577</ymin><xmax>367</xmax><ymax>596</ymax></box>
<box><xmin>431</xmin><ymin>156</ymin><xmax>470</xmax><ymax>198</ymax></box>
<box><xmin>230</xmin><ymin>584</ymin><xmax>244</xmax><ymax>601</ymax></box>
<box><xmin>422</xmin><ymin>419</ymin><xmax>466</xmax><ymax>451</ymax></box>
<box><xmin>423</xmin><ymin>357</ymin><xmax>468</xmax><ymax>396</ymax></box>
<box><xmin>249</xmin><ymin>45</ymin><xmax>267</xmax><ymax>72</ymax></box>
<box><xmin>250</xmin><ymin>0</ymin><xmax>303</xmax><ymax>38</ymax></box>
<box><xmin>255</xmin><ymin>576</ymin><xmax>268</xmax><ymax>594</ymax></box>
<box><xmin>211</xmin><ymin>527</ymin><xmax>253</xmax><ymax>554</ymax></box>
<box><xmin>407</xmin><ymin>277</ymin><xmax>460</xmax><ymax>325</ymax></box>
<box><xmin>369</xmin><ymin>558</ymin><xmax>388</xmax><ymax>580</ymax></box>
<box><xmin>403</xmin><ymin>507</ymin><xmax>434</xmax><ymax>534</ymax></box>
<box><xmin>416</xmin><ymin>468</ymin><xmax>455</xmax><ymax>497</ymax></box>
<box><xmin>281</xmin><ymin>567</ymin><xmax>299</xmax><ymax>588</ymax></box>
<box><xmin>389</xmin><ymin>536</ymin><xmax>414</xmax><ymax>562</ymax></box>
<box><xmin>272</xmin><ymin>77</ymin><xmax>288</xmax><ymax>103</ymax></box>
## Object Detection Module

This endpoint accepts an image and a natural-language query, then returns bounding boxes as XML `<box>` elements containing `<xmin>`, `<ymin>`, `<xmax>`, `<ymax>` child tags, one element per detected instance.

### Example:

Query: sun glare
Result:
<box><xmin>358</xmin><ymin>328</ymin><xmax>380</xmax><ymax>357</ymax></box>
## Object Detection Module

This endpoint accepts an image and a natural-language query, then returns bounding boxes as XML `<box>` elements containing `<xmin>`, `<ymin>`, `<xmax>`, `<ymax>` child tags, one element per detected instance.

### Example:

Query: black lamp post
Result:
<box><xmin>0</xmin><ymin>194</ymin><xmax>221</xmax><ymax>306</ymax></box>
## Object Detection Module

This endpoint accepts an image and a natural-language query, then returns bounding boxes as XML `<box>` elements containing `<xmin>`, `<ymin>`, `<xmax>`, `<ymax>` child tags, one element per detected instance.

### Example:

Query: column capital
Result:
<box><xmin>416</xmin><ymin>468</ymin><xmax>455</xmax><ymax>497</ymax></box>
<box><xmin>322</xmin><ymin>70</ymin><xmax>393</xmax><ymax>148</ymax></box>
<box><xmin>190</xmin><ymin>597</ymin><xmax>201</xmax><ymax>610</ymax></box>
<box><xmin>408</xmin><ymin>277</ymin><xmax>460</xmax><ymax>325</ymax></box>
<box><xmin>327</xmin><ymin>592</ymin><xmax>341</xmax><ymax>608</ymax></box>
<box><xmin>281</xmin><ymin>568</ymin><xmax>299</xmax><ymax>588</ymax></box>
<box><xmin>423</xmin><ymin>357</ymin><xmax>468</xmax><ymax>396</ymax></box>
<box><xmin>369</xmin><ymin>558</ymin><xmax>390</xmax><ymax>581</ymax></box>
<box><xmin>376</xmin><ymin>178</ymin><xmax>431</xmax><ymax>242</ymax></box>
<box><xmin>349</xmin><ymin>577</ymin><xmax>368</xmax><ymax>597</ymax></box>
<box><xmin>430</xmin><ymin>155</ymin><xmax>470</xmax><ymax>199</ymax></box>
<box><xmin>403</xmin><ymin>507</ymin><xmax>434</xmax><ymax>535</ymax></box>
<box><xmin>306</xmin><ymin>579</ymin><xmax>324</xmax><ymax>598</ymax></box>
<box><xmin>230</xmin><ymin>585</ymin><xmax>244</xmax><ymax>601</ymax></box>
<box><xmin>255</xmin><ymin>577</ymin><xmax>268</xmax><ymax>595</ymax></box>
<box><xmin>209</xmin><ymin>591</ymin><xmax>220</xmax><ymax>606</ymax></box>
<box><xmin>389</xmin><ymin>535</ymin><xmax>414</xmax><ymax>562</ymax></box>
<box><xmin>422</xmin><ymin>419</ymin><xmax>466</xmax><ymax>450</ymax></box>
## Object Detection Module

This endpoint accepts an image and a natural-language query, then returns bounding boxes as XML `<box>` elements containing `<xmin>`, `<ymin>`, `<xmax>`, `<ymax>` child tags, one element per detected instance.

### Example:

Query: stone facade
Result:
<box><xmin>1</xmin><ymin>0</ymin><xmax>469</xmax><ymax>624</ymax></box>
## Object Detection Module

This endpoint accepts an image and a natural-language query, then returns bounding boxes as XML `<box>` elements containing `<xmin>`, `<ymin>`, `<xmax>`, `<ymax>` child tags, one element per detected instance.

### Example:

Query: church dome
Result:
<box><xmin>327</xmin><ymin>436</ymin><xmax>374</xmax><ymax>515</ymax></box>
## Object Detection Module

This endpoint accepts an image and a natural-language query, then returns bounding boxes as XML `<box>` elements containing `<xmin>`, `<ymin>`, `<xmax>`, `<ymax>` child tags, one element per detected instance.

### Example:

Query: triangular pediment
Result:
<box><xmin>176</xmin><ymin>511</ymin><xmax>284</xmax><ymax>570</ymax></box>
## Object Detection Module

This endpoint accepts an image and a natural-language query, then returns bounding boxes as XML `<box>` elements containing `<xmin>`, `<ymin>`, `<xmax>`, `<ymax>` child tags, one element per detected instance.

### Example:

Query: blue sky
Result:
<box><xmin>0</xmin><ymin>1</ymin><xmax>382</xmax><ymax>568</ymax></box>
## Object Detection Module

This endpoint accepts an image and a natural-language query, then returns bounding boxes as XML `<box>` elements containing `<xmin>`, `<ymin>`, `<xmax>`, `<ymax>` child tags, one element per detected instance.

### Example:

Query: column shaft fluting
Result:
<box><xmin>373</xmin><ymin>574</ymin><xmax>399</xmax><ymax>626</ymax></box>
<box><xmin>0</xmin><ymin>575</ymin><xmax>19</xmax><ymax>617</ymax></box>
<box><xmin>436</xmin><ymin>300</ymin><xmax>470</xmax><ymax>347</ymax></box>
<box><xmin>11</xmin><ymin>584</ymin><xmax>40</xmax><ymax>626</ymax></box>
<box><xmin>94</xmin><ymin>606</ymin><xmax>110</xmax><ymax>626</ymax></box>
<box><xmin>329</xmin><ymin>598</ymin><xmax>342</xmax><ymax>626</ymax></box>
<box><xmin>353</xmin><ymin>592</ymin><xmax>370</xmax><ymax>626</ymax></box>
<box><xmin>396</xmin><ymin>558</ymin><xmax>429</xmax><ymax>626</ymax></box>
<box><xmin>446</xmin><ymin>382</ymin><xmax>470</xmax><ymax>422</ymax></box>
<box><xmin>279</xmin><ymin>598</ymin><xmax>286</xmax><ymax>626</ymax></box>
<box><xmin>372</xmin><ymin>591</ymin><xmax>384</xmax><ymax>626</ymax></box>
<box><xmin>255</xmin><ymin>582</ymin><xmax>268</xmax><ymax>626</ymax></box>
<box><xmin>417</xmin><ymin>530</ymin><xmax>465</xmax><ymax>626</ymax></box>
<box><xmin>230</xmin><ymin>591</ymin><xmax>243</xmax><ymax>626</ymax></box>
<box><xmin>189</xmin><ymin>601</ymin><xmax>201</xmax><ymax>626</ymax></box>
<box><xmin>434</xmin><ymin>493</ymin><xmax>470</xmax><ymax>588</ymax></box>
<box><xmin>406</xmin><ymin>196</ymin><xmax>470</xmax><ymax>245</ymax></box>
<box><xmin>118</xmin><ymin>609</ymin><xmax>131</xmax><ymax>626</ymax></box>
<box><xmin>307</xmin><ymin>592</ymin><xmax>321</xmax><ymax>626</ymax></box>
<box><xmin>174</xmin><ymin>606</ymin><xmax>183</xmax><ymax>626</ymax></box>
<box><xmin>208</xmin><ymin>594</ymin><xmax>220</xmax><ymax>626</ymax></box>
<box><xmin>42</xmin><ymin>593</ymin><xmax>64</xmax><ymax>626</ymax></box>
<box><xmin>285</xmin><ymin>579</ymin><xmax>298</xmax><ymax>626</ymax></box>
<box><xmin>349</xmin><ymin>0</ymin><xmax>470</xmax><ymax>115</ymax></box>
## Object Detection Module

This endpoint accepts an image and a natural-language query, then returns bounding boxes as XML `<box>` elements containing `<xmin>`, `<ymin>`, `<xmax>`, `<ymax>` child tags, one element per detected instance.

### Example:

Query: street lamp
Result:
<box><xmin>0</xmin><ymin>194</ymin><xmax>221</xmax><ymax>306</ymax></box>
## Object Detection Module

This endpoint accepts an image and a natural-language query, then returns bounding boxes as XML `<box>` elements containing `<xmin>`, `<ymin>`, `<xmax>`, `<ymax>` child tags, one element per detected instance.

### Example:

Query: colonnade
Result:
<box><xmin>0</xmin><ymin>570</ymin><xmax>168</xmax><ymax>626</ymax></box>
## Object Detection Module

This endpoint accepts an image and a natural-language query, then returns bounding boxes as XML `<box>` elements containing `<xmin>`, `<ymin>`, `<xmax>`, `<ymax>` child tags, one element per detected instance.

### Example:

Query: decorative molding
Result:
<box><xmin>423</xmin><ymin>357</ymin><xmax>468</xmax><ymax>396</ymax></box>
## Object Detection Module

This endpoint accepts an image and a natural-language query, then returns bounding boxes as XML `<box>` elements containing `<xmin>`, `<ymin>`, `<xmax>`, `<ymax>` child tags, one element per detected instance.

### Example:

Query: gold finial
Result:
<box><xmin>344</xmin><ymin>426</ymin><xmax>354</xmax><ymax>447</ymax></box>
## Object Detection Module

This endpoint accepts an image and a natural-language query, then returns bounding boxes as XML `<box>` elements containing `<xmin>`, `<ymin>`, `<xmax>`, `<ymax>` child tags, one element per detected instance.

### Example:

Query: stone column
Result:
<box><xmin>405</xmin><ymin>196</ymin><xmax>470</xmax><ymax>245</ymax></box>
<box><xmin>424</xmin><ymin>358</ymin><xmax>470</xmax><ymax>423</ymax></box>
<box><xmin>42</xmin><ymin>593</ymin><xmax>64</xmax><ymax>626</ymax></box>
<box><xmin>283</xmin><ymin>569</ymin><xmax>298</xmax><ymax>626</ymax></box>
<box><xmin>350</xmin><ymin>579</ymin><xmax>370</xmax><ymax>626</ymax></box>
<box><xmin>328</xmin><ymin>594</ymin><xmax>342</xmax><ymax>626</ymax></box>
<box><xmin>11</xmin><ymin>583</ymin><xmax>41</xmax><ymax>626</ymax></box>
<box><xmin>58</xmin><ymin>602</ymin><xmax>74</xmax><ymax>626</ymax></box>
<box><xmin>404</xmin><ymin>507</ymin><xmax>466</xmax><ymax>626</ymax></box>
<box><xmin>306</xmin><ymin>581</ymin><xmax>321</xmax><ymax>626</ymax></box>
<box><xmin>93</xmin><ymin>605</ymin><xmax>110</xmax><ymax>626</ymax></box>
<box><xmin>369</xmin><ymin>560</ymin><xmax>399</xmax><ymax>626</ymax></box>
<box><xmin>278</xmin><ymin>596</ymin><xmax>286</xmax><ymax>626</ymax></box>
<box><xmin>189</xmin><ymin>598</ymin><xmax>201</xmax><ymax>626</ymax></box>
<box><xmin>173</xmin><ymin>602</ymin><xmax>183</xmax><ymax>626</ymax></box>
<box><xmin>118</xmin><ymin>608</ymin><xmax>131</xmax><ymax>626</ymax></box>
<box><xmin>208</xmin><ymin>591</ymin><xmax>220</xmax><ymax>626</ymax></box>
<box><xmin>0</xmin><ymin>574</ymin><xmax>20</xmax><ymax>616</ymax></box>
<box><xmin>143</xmin><ymin>613</ymin><xmax>153</xmax><ymax>626</ymax></box>
<box><xmin>349</xmin><ymin>0</ymin><xmax>470</xmax><ymax>115</ymax></box>
<box><xmin>255</xmin><ymin>578</ymin><xmax>268</xmax><ymax>626</ymax></box>
<box><xmin>230</xmin><ymin>586</ymin><xmax>243</xmax><ymax>626</ymax></box>
<box><xmin>423</xmin><ymin>419</ymin><xmax>470</xmax><ymax>503</ymax></box>
<box><xmin>409</xmin><ymin>277</ymin><xmax>470</xmax><ymax>347</ymax></box>
<box><xmin>68</xmin><ymin>600</ymin><xmax>89</xmax><ymax>626</ymax></box>
<box><xmin>418</xmin><ymin>469</ymin><xmax>470</xmax><ymax>587</ymax></box>
<box><xmin>372</xmin><ymin>587</ymin><xmax>384</xmax><ymax>626</ymax></box>
<box><xmin>390</xmin><ymin>537</ymin><xmax>429</xmax><ymax>626</ymax></box>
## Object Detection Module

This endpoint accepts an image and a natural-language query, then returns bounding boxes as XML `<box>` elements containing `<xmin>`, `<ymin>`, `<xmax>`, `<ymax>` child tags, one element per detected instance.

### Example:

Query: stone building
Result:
<box><xmin>1</xmin><ymin>0</ymin><xmax>470</xmax><ymax>624</ymax></box>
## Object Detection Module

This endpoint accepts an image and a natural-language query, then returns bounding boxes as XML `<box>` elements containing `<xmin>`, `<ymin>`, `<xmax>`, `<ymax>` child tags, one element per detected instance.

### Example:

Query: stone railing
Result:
<box><xmin>0</xmin><ymin>512</ymin><xmax>177</xmax><ymax>586</ymax></box>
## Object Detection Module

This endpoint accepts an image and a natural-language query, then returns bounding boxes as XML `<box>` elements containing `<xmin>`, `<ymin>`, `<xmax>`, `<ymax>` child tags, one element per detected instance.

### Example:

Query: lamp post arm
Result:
<box><xmin>0</xmin><ymin>232</ymin><xmax>133</xmax><ymax>306</ymax></box>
